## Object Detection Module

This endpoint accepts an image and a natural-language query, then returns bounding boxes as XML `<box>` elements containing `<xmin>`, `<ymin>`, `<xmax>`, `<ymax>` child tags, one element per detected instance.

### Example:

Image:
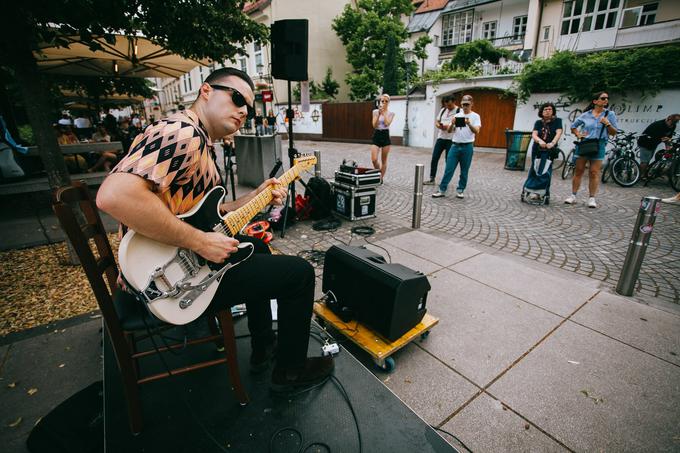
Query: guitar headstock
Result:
<box><xmin>293</xmin><ymin>154</ymin><xmax>317</xmax><ymax>172</ymax></box>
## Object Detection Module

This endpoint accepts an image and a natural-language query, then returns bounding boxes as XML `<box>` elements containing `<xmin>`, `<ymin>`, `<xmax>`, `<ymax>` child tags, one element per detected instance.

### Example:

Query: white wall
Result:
<box><xmin>514</xmin><ymin>90</ymin><xmax>680</xmax><ymax>147</ymax></box>
<box><xmin>272</xmin><ymin>102</ymin><xmax>324</xmax><ymax>135</ymax></box>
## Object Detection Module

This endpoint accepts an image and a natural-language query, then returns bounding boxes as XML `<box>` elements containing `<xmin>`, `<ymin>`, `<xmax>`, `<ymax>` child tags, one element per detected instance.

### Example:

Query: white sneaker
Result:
<box><xmin>423</xmin><ymin>179</ymin><xmax>435</xmax><ymax>185</ymax></box>
<box><xmin>564</xmin><ymin>194</ymin><xmax>576</xmax><ymax>204</ymax></box>
<box><xmin>456</xmin><ymin>192</ymin><xmax>465</xmax><ymax>199</ymax></box>
<box><xmin>432</xmin><ymin>191</ymin><xmax>446</xmax><ymax>198</ymax></box>
<box><xmin>661</xmin><ymin>196</ymin><xmax>680</xmax><ymax>204</ymax></box>
<box><xmin>588</xmin><ymin>197</ymin><xmax>597</xmax><ymax>208</ymax></box>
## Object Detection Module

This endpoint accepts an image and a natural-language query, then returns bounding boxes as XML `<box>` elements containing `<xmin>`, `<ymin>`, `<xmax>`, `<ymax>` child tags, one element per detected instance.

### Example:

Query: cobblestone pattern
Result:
<box><xmin>272</xmin><ymin>140</ymin><xmax>679</xmax><ymax>305</ymax></box>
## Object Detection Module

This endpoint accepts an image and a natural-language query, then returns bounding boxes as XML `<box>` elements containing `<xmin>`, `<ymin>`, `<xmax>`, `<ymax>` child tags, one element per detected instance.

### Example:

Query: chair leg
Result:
<box><xmin>112</xmin><ymin>337</ymin><xmax>145</xmax><ymax>434</ymax></box>
<box><xmin>217</xmin><ymin>309</ymin><xmax>249</xmax><ymax>405</ymax></box>
<box><xmin>207</xmin><ymin>315</ymin><xmax>225</xmax><ymax>351</ymax></box>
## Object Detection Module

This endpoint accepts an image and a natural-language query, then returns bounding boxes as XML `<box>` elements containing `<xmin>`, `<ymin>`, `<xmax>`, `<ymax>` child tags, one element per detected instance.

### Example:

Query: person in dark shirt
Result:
<box><xmin>638</xmin><ymin>114</ymin><xmax>679</xmax><ymax>178</ymax></box>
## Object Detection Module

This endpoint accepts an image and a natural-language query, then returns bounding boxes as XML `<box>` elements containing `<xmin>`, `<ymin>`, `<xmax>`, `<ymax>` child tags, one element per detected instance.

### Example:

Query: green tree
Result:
<box><xmin>382</xmin><ymin>35</ymin><xmax>398</xmax><ymax>95</ymax></box>
<box><xmin>2</xmin><ymin>0</ymin><xmax>268</xmax><ymax>188</ymax></box>
<box><xmin>446</xmin><ymin>39</ymin><xmax>515</xmax><ymax>71</ymax></box>
<box><xmin>321</xmin><ymin>67</ymin><xmax>340</xmax><ymax>99</ymax></box>
<box><xmin>332</xmin><ymin>0</ymin><xmax>430</xmax><ymax>100</ymax></box>
<box><xmin>513</xmin><ymin>45</ymin><xmax>680</xmax><ymax>102</ymax></box>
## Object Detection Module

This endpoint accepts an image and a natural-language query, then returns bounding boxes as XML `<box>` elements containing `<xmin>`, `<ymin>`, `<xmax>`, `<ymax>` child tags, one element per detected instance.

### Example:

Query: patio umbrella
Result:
<box><xmin>34</xmin><ymin>34</ymin><xmax>208</xmax><ymax>78</ymax></box>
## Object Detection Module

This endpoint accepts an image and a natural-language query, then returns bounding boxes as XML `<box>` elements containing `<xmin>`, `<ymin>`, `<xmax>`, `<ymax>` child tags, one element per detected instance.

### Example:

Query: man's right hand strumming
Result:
<box><xmin>194</xmin><ymin>232</ymin><xmax>240</xmax><ymax>263</ymax></box>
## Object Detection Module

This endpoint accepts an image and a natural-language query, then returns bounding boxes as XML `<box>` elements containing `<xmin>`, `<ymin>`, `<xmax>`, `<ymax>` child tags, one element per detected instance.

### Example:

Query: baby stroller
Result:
<box><xmin>521</xmin><ymin>147</ymin><xmax>555</xmax><ymax>205</ymax></box>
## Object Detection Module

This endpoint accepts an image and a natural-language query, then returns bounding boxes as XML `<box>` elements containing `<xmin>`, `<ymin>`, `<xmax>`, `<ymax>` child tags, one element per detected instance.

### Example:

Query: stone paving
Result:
<box><xmin>274</xmin><ymin>140</ymin><xmax>679</xmax><ymax>307</ymax></box>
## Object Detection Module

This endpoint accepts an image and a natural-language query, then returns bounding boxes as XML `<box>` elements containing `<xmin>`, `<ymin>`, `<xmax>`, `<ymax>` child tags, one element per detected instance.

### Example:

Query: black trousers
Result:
<box><xmin>429</xmin><ymin>138</ymin><xmax>452</xmax><ymax>179</ymax></box>
<box><xmin>212</xmin><ymin>235</ymin><xmax>315</xmax><ymax>368</ymax></box>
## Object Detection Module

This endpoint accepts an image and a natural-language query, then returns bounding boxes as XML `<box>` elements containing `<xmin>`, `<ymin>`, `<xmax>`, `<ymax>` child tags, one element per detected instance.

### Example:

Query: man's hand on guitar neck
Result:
<box><xmin>220</xmin><ymin>177</ymin><xmax>285</xmax><ymax>213</ymax></box>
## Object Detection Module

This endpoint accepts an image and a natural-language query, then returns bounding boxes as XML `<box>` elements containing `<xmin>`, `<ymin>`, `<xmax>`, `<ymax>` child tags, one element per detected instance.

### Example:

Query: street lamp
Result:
<box><xmin>403</xmin><ymin>49</ymin><xmax>415</xmax><ymax>147</ymax></box>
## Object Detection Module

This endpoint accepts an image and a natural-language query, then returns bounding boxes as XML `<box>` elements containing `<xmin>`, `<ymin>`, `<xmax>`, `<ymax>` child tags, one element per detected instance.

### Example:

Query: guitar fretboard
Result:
<box><xmin>222</xmin><ymin>161</ymin><xmax>309</xmax><ymax>235</ymax></box>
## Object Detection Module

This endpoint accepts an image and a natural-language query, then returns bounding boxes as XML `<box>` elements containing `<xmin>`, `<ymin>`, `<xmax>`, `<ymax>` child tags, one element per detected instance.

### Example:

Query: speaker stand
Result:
<box><xmin>280</xmin><ymin>80</ymin><xmax>297</xmax><ymax>239</ymax></box>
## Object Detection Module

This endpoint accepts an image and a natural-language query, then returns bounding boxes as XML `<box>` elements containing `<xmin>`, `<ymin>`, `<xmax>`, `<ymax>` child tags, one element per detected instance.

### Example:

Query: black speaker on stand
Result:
<box><xmin>271</xmin><ymin>19</ymin><xmax>309</xmax><ymax>238</ymax></box>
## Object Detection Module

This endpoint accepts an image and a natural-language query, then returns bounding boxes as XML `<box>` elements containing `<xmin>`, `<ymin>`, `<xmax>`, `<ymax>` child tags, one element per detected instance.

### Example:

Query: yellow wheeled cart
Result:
<box><xmin>313</xmin><ymin>302</ymin><xmax>439</xmax><ymax>373</ymax></box>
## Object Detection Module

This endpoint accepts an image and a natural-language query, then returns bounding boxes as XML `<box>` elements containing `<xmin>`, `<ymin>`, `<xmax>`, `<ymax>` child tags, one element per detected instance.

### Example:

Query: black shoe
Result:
<box><xmin>270</xmin><ymin>356</ymin><xmax>334</xmax><ymax>393</ymax></box>
<box><xmin>250</xmin><ymin>339</ymin><xmax>277</xmax><ymax>374</ymax></box>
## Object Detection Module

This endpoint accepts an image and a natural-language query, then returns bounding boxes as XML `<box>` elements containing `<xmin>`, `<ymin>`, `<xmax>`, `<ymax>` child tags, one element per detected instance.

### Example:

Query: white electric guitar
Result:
<box><xmin>118</xmin><ymin>155</ymin><xmax>317</xmax><ymax>325</ymax></box>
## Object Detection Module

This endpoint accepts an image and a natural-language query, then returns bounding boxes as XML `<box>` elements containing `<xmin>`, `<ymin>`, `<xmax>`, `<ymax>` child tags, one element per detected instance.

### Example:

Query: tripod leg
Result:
<box><xmin>279</xmin><ymin>182</ymin><xmax>294</xmax><ymax>239</ymax></box>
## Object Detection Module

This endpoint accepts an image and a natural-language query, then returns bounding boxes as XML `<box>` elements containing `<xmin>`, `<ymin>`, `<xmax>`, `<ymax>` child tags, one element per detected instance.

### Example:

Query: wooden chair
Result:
<box><xmin>52</xmin><ymin>181</ymin><xmax>248</xmax><ymax>434</ymax></box>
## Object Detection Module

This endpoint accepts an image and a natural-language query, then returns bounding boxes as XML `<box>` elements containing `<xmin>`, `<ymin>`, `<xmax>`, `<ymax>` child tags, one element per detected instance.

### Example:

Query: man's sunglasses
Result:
<box><xmin>209</xmin><ymin>84</ymin><xmax>255</xmax><ymax>119</ymax></box>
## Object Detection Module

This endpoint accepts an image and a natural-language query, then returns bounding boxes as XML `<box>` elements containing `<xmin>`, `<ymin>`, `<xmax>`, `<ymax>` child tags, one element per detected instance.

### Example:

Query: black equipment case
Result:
<box><xmin>334</xmin><ymin>170</ymin><xmax>381</xmax><ymax>187</ymax></box>
<box><xmin>331</xmin><ymin>181</ymin><xmax>376</xmax><ymax>221</ymax></box>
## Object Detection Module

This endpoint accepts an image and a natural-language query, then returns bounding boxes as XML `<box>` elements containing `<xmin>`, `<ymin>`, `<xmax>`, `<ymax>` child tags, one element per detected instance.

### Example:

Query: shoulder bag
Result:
<box><xmin>577</xmin><ymin>111</ymin><xmax>609</xmax><ymax>157</ymax></box>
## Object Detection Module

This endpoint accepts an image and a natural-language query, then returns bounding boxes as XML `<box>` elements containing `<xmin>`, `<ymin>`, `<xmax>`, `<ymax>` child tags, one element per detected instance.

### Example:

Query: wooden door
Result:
<box><xmin>322</xmin><ymin>102</ymin><xmax>375</xmax><ymax>143</ymax></box>
<box><xmin>455</xmin><ymin>90</ymin><xmax>516</xmax><ymax>148</ymax></box>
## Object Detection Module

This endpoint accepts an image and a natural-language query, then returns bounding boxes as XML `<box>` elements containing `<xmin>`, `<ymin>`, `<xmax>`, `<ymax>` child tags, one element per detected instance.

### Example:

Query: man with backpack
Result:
<box><xmin>424</xmin><ymin>95</ymin><xmax>458</xmax><ymax>185</ymax></box>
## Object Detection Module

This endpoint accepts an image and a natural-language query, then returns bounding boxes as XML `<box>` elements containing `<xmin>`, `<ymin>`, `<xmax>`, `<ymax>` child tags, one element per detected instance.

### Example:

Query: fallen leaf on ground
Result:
<box><xmin>27</xmin><ymin>388</ymin><xmax>38</xmax><ymax>396</ymax></box>
<box><xmin>7</xmin><ymin>382</ymin><xmax>17</xmax><ymax>388</ymax></box>
<box><xmin>8</xmin><ymin>417</ymin><xmax>22</xmax><ymax>428</ymax></box>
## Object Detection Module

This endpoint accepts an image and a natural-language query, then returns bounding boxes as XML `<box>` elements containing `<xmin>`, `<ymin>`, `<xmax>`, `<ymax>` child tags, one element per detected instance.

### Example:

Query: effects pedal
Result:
<box><xmin>321</xmin><ymin>343</ymin><xmax>340</xmax><ymax>357</ymax></box>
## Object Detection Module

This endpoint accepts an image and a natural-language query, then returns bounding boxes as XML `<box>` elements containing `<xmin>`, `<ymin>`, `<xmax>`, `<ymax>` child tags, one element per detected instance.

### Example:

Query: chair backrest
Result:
<box><xmin>52</xmin><ymin>181</ymin><xmax>124</xmax><ymax>337</ymax></box>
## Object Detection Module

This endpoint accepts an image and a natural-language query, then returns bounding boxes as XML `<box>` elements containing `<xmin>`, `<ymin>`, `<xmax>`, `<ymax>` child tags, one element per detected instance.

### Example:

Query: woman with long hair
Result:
<box><xmin>370</xmin><ymin>94</ymin><xmax>395</xmax><ymax>180</ymax></box>
<box><xmin>566</xmin><ymin>91</ymin><xmax>618</xmax><ymax>208</ymax></box>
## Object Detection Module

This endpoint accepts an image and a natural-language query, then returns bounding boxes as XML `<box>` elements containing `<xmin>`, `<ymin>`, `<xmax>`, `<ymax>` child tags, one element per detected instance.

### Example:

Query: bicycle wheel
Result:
<box><xmin>552</xmin><ymin>149</ymin><xmax>565</xmax><ymax>171</ymax></box>
<box><xmin>601</xmin><ymin>158</ymin><xmax>612</xmax><ymax>183</ymax></box>
<box><xmin>611</xmin><ymin>157</ymin><xmax>640</xmax><ymax>187</ymax></box>
<box><xmin>561</xmin><ymin>150</ymin><xmax>575</xmax><ymax>180</ymax></box>
<box><xmin>669</xmin><ymin>158</ymin><xmax>680</xmax><ymax>191</ymax></box>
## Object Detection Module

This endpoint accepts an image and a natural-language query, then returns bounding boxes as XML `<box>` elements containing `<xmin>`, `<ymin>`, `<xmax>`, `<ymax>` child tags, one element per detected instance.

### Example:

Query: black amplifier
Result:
<box><xmin>334</xmin><ymin>170</ymin><xmax>381</xmax><ymax>187</ymax></box>
<box><xmin>331</xmin><ymin>181</ymin><xmax>376</xmax><ymax>221</ymax></box>
<box><xmin>322</xmin><ymin>245</ymin><xmax>430</xmax><ymax>342</ymax></box>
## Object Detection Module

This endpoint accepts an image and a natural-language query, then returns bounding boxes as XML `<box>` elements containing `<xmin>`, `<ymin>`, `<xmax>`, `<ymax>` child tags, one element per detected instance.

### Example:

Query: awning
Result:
<box><xmin>34</xmin><ymin>34</ymin><xmax>208</xmax><ymax>78</ymax></box>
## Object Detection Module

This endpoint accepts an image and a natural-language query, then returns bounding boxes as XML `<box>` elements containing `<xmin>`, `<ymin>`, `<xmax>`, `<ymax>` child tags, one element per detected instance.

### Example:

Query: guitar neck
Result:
<box><xmin>223</xmin><ymin>165</ymin><xmax>300</xmax><ymax>235</ymax></box>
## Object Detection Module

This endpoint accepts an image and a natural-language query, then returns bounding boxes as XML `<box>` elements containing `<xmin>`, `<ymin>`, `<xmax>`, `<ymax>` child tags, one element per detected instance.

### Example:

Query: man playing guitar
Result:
<box><xmin>97</xmin><ymin>67</ymin><xmax>333</xmax><ymax>392</ymax></box>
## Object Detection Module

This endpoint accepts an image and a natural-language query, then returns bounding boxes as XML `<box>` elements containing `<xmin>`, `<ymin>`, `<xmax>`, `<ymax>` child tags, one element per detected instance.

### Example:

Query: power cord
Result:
<box><xmin>269</xmin><ymin>325</ymin><xmax>362</xmax><ymax>453</ymax></box>
<box><xmin>348</xmin><ymin>222</ymin><xmax>392</xmax><ymax>264</ymax></box>
<box><xmin>431</xmin><ymin>426</ymin><xmax>473</xmax><ymax>453</ymax></box>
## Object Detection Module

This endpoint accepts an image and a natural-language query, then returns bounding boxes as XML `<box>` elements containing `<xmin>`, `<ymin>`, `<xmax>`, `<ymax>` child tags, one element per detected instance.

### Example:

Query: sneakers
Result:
<box><xmin>662</xmin><ymin>196</ymin><xmax>680</xmax><ymax>204</ymax></box>
<box><xmin>423</xmin><ymin>179</ymin><xmax>435</xmax><ymax>185</ymax></box>
<box><xmin>588</xmin><ymin>197</ymin><xmax>598</xmax><ymax>208</ymax></box>
<box><xmin>456</xmin><ymin>191</ymin><xmax>465</xmax><ymax>199</ymax></box>
<box><xmin>564</xmin><ymin>194</ymin><xmax>577</xmax><ymax>204</ymax></box>
<box><xmin>270</xmin><ymin>356</ymin><xmax>334</xmax><ymax>393</ymax></box>
<box><xmin>250</xmin><ymin>339</ymin><xmax>277</xmax><ymax>374</ymax></box>
<box><xmin>432</xmin><ymin>191</ymin><xmax>446</xmax><ymax>198</ymax></box>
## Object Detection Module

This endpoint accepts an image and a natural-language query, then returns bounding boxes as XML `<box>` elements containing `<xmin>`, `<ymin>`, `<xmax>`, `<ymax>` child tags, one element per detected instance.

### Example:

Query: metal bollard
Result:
<box><xmin>314</xmin><ymin>150</ymin><xmax>321</xmax><ymax>178</ymax></box>
<box><xmin>616</xmin><ymin>196</ymin><xmax>661</xmax><ymax>296</ymax></box>
<box><xmin>412</xmin><ymin>164</ymin><xmax>424</xmax><ymax>229</ymax></box>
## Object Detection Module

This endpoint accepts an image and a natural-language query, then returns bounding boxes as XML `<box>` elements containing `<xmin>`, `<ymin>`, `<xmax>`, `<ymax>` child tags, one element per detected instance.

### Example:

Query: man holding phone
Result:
<box><xmin>432</xmin><ymin>94</ymin><xmax>481</xmax><ymax>199</ymax></box>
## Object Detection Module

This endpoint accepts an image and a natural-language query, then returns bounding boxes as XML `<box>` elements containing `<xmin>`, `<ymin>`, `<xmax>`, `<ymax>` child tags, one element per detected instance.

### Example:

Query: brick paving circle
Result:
<box><xmin>273</xmin><ymin>140</ymin><xmax>679</xmax><ymax>305</ymax></box>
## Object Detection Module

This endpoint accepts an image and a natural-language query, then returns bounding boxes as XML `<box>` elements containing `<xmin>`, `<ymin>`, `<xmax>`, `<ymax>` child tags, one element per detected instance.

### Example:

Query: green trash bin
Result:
<box><xmin>504</xmin><ymin>130</ymin><xmax>532</xmax><ymax>171</ymax></box>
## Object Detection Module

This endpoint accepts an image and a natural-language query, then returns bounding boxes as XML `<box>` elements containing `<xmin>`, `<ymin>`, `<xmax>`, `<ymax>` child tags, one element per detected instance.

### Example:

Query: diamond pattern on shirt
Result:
<box><xmin>111</xmin><ymin>111</ymin><xmax>221</xmax><ymax>215</ymax></box>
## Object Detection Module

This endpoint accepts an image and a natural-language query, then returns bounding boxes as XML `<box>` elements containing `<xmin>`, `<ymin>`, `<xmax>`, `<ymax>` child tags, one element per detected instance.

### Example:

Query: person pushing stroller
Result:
<box><xmin>522</xmin><ymin>102</ymin><xmax>563</xmax><ymax>205</ymax></box>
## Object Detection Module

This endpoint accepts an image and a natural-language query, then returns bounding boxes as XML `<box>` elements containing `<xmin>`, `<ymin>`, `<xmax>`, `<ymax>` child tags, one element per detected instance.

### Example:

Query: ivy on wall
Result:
<box><xmin>513</xmin><ymin>45</ymin><xmax>680</xmax><ymax>102</ymax></box>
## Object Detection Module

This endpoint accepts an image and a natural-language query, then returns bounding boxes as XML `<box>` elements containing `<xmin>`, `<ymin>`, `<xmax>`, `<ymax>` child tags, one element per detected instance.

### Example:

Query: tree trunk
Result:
<box><xmin>13</xmin><ymin>47</ymin><xmax>71</xmax><ymax>189</ymax></box>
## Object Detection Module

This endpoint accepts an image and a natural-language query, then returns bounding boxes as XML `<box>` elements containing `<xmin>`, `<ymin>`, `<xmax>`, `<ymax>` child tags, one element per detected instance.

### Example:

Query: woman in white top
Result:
<box><xmin>370</xmin><ymin>94</ymin><xmax>395</xmax><ymax>180</ymax></box>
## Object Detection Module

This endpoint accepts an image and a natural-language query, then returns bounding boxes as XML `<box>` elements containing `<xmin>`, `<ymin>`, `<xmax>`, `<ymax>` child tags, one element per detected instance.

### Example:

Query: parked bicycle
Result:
<box><xmin>561</xmin><ymin>147</ymin><xmax>576</xmax><ymax>179</ymax></box>
<box><xmin>607</xmin><ymin>131</ymin><xmax>640</xmax><ymax>187</ymax></box>
<box><xmin>645</xmin><ymin>134</ymin><xmax>680</xmax><ymax>190</ymax></box>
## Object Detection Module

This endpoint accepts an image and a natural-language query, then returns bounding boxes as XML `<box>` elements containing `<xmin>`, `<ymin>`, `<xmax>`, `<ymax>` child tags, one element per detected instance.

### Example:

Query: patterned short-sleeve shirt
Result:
<box><xmin>112</xmin><ymin>110</ymin><xmax>221</xmax><ymax>215</ymax></box>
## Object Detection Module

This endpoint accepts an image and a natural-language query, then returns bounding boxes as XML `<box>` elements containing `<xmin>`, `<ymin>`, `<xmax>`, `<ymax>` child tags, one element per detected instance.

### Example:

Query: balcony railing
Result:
<box><xmin>479</xmin><ymin>61</ymin><xmax>526</xmax><ymax>77</ymax></box>
<box><xmin>615</xmin><ymin>19</ymin><xmax>680</xmax><ymax>48</ymax></box>
<box><xmin>487</xmin><ymin>34</ymin><xmax>526</xmax><ymax>48</ymax></box>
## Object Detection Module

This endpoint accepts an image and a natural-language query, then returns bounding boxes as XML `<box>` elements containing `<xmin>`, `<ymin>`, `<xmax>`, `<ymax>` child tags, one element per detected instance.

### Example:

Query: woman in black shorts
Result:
<box><xmin>371</xmin><ymin>94</ymin><xmax>395</xmax><ymax>180</ymax></box>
